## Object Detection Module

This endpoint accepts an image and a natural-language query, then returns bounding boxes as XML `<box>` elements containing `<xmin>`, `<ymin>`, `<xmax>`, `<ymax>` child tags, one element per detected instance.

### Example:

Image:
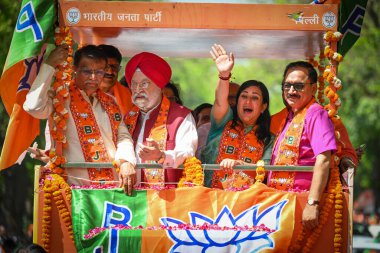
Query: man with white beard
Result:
<box><xmin>123</xmin><ymin>52</ymin><xmax>197</xmax><ymax>187</ymax></box>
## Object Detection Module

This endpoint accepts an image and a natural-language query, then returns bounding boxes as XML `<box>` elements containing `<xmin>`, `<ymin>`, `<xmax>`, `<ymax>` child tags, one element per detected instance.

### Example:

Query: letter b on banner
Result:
<box><xmin>101</xmin><ymin>202</ymin><xmax>132</xmax><ymax>253</ymax></box>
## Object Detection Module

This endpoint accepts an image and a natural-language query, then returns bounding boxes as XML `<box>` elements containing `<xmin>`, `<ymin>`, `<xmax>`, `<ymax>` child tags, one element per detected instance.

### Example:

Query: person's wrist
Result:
<box><xmin>156</xmin><ymin>151</ymin><xmax>165</xmax><ymax>164</ymax></box>
<box><xmin>218</xmin><ymin>72</ymin><xmax>231</xmax><ymax>81</ymax></box>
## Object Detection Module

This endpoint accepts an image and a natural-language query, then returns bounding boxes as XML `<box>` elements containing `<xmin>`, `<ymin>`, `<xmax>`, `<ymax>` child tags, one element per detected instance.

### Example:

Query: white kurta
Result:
<box><xmin>23</xmin><ymin>64</ymin><xmax>136</xmax><ymax>185</ymax></box>
<box><xmin>133</xmin><ymin>101</ymin><xmax>198</xmax><ymax>184</ymax></box>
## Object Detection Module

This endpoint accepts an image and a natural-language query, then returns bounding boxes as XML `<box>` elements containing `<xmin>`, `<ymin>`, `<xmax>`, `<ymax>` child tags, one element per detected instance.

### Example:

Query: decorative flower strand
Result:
<box><xmin>84</xmin><ymin>223</ymin><xmax>275</xmax><ymax>240</ymax></box>
<box><xmin>48</xmin><ymin>26</ymin><xmax>73</xmax><ymax>177</ymax></box>
<box><xmin>178</xmin><ymin>157</ymin><xmax>204</xmax><ymax>187</ymax></box>
<box><xmin>322</xmin><ymin>31</ymin><xmax>344</xmax><ymax>120</ymax></box>
<box><xmin>255</xmin><ymin>160</ymin><xmax>265</xmax><ymax>183</ymax></box>
<box><xmin>41</xmin><ymin>174</ymin><xmax>73</xmax><ymax>252</ymax></box>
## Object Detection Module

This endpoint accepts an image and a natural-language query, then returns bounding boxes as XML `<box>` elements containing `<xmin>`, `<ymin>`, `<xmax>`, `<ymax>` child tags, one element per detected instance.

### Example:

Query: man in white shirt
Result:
<box><xmin>124</xmin><ymin>52</ymin><xmax>197</xmax><ymax>186</ymax></box>
<box><xmin>24</xmin><ymin>45</ymin><xmax>136</xmax><ymax>195</ymax></box>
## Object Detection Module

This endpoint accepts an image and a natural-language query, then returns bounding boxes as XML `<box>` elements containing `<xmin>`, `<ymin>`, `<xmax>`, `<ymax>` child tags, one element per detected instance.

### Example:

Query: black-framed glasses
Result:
<box><xmin>282</xmin><ymin>82</ymin><xmax>312</xmax><ymax>92</ymax></box>
<box><xmin>78</xmin><ymin>68</ymin><xmax>105</xmax><ymax>77</ymax></box>
<box><xmin>105</xmin><ymin>64</ymin><xmax>121</xmax><ymax>72</ymax></box>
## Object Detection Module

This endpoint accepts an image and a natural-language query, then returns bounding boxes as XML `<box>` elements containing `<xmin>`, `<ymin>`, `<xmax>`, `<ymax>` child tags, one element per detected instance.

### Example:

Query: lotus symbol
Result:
<box><xmin>160</xmin><ymin>200</ymin><xmax>287</xmax><ymax>253</ymax></box>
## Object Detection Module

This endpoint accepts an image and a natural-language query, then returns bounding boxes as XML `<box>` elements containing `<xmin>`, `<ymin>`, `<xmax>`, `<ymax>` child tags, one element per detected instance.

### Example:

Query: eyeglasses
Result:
<box><xmin>78</xmin><ymin>68</ymin><xmax>105</xmax><ymax>78</ymax></box>
<box><xmin>105</xmin><ymin>64</ymin><xmax>121</xmax><ymax>72</ymax></box>
<box><xmin>131</xmin><ymin>81</ymin><xmax>151</xmax><ymax>90</ymax></box>
<box><xmin>282</xmin><ymin>82</ymin><xmax>312</xmax><ymax>92</ymax></box>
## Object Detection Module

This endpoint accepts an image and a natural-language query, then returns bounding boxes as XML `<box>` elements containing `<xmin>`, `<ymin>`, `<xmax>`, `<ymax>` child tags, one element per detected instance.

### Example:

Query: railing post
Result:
<box><xmin>347</xmin><ymin>167</ymin><xmax>355</xmax><ymax>253</ymax></box>
<box><xmin>33</xmin><ymin>165</ymin><xmax>41</xmax><ymax>244</ymax></box>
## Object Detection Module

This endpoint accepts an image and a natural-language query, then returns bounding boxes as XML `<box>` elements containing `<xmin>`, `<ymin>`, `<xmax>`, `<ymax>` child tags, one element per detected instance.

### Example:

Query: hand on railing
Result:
<box><xmin>117</xmin><ymin>161</ymin><xmax>136</xmax><ymax>196</ymax></box>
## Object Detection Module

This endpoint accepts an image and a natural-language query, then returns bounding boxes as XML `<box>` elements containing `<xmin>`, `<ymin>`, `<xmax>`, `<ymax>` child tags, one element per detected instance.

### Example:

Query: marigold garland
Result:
<box><xmin>255</xmin><ymin>160</ymin><xmax>265</xmax><ymax>183</ymax></box>
<box><xmin>178</xmin><ymin>157</ymin><xmax>204</xmax><ymax>187</ymax></box>
<box><xmin>42</xmin><ymin>174</ymin><xmax>73</xmax><ymax>252</ymax></box>
<box><xmin>48</xmin><ymin>26</ymin><xmax>74</xmax><ymax>177</ymax></box>
<box><xmin>289</xmin><ymin>31</ymin><xmax>345</xmax><ymax>253</ymax></box>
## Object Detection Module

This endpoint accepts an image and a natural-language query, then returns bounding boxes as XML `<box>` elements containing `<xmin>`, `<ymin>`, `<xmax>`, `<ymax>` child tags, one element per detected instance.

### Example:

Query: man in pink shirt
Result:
<box><xmin>268</xmin><ymin>61</ymin><xmax>337</xmax><ymax>230</ymax></box>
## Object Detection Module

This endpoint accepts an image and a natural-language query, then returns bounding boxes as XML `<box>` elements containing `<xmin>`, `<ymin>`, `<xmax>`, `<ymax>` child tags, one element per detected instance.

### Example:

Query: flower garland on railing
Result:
<box><xmin>42</xmin><ymin>174</ymin><xmax>73</xmax><ymax>252</ymax></box>
<box><xmin>84</xmin><ymin>223</ymin><xmax>275</xmax><ymax>240</ymax></box>
<box><xmin>255</xmin><ymin>160</ymin><xmax>265</xmax><ymax>183</ymax></box>
<box><xmin>48</xmin><ymin>26</ymin><xmax>73</xmax><ymax>178</ymax></box>
<box><xmin>289</xmin><ymin>31</ymin><xmax>345</xmax><ymax>253</ymax></box>
<box><xmin>178</xmin><ymin>157</ymin><xmax>204</xmax><ymax>187</ymax></box>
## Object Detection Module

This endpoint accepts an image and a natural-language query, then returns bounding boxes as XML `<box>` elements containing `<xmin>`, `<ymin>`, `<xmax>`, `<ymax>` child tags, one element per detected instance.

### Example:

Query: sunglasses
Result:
<box><xmin>282</xmin><ymin>82</ymin><xmax>312</xmax><ymax>92</ymax></box>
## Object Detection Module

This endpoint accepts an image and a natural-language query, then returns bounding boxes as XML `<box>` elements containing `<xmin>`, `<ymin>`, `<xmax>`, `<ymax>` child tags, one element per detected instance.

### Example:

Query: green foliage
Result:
<box><xmin>338</xmin><ymin>0</ymin><xmax>380</xmax><ymax>192</ymax></box>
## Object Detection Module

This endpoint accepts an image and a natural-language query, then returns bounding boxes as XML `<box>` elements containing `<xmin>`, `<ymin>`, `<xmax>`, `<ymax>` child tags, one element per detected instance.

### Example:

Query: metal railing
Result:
<box><xmin>63</xmin><ymin>162</ymin><xmax>314</xmax><ymax>172</ymax></box>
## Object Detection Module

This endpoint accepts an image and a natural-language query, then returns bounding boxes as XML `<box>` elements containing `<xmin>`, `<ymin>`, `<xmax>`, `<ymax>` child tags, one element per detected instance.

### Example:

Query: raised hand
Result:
<box><xmin>210</xmin><ymin>44</ymin><xmax>234</xmax><ymax>77</ymax></box>
<box><xmin>46</xmin><ymin>45</ymin><xmax>69</xmax><ymax>68</ymax></box>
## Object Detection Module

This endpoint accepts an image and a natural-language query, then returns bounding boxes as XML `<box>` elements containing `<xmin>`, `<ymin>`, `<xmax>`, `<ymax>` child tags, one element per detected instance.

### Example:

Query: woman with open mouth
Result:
<box><xmin>201</xmin><ymin>44</ymin><xmax>273</xmax><ymax>189</ymax></box>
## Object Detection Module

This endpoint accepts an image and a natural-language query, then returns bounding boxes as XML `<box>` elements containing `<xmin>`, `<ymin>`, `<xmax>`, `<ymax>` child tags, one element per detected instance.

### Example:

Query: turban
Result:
<box><xmin>125</xmin><ymin>52</ymin><xmax>172</xmax><ymax>89</ymax></box>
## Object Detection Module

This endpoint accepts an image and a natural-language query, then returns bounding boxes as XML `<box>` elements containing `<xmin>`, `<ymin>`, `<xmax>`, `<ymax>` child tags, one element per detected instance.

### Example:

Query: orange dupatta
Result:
<box><xmin>212</xmin><ymin>121</ymin><xmax>264</xmax><ymax>189</ymax></box>
<box><xmin>268</xmin><ymin>99</ymin><xmax>315</xmax><ymax>191</ymax></box>
<box><xmin>69</xmin><ymin>85</ymin><xmax>122</xmax><ymax>184</ymax></box>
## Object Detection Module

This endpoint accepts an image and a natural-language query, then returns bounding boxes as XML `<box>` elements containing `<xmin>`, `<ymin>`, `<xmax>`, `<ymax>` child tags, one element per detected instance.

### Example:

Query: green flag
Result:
<box><xmin>3</xmin><ymin>0</ymin><xmax>55</xmax><ymax>72</ymax></box>
<box><xmin>338</xmin><ymin>0</ymin><xmax>368</xmax><ymax>55</ymax></box>
<box><xmin>72</xmin><ymin>189</ymin><xmax>148</xmax><ymax>253</ymax></box>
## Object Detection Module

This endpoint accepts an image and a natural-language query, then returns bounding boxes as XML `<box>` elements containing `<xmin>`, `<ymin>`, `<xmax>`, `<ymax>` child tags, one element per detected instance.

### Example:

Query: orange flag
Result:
<box><xmin>0</xmin><ymin>0</ymin><xmax>56</xmax><ymax>170</ymax></box>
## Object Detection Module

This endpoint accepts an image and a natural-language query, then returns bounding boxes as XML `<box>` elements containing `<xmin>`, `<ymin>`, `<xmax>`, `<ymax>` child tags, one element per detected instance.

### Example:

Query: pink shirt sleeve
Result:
<box><xmin>300</xmin><ymin>104</ymin><xmax>337</xmax><ymax>163</ymax></box>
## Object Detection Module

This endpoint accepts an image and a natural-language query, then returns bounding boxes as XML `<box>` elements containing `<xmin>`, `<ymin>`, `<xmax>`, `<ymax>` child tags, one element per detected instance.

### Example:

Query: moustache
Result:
<box><xmin>287</xmin><ymin>94</ymin><xmax>300</xmax><ymax>99</ymax></box>
<box><xmin>84</xmin><ymin>80</ymin><xmax>99</xmax><ymax>85</ymax></box>
<box><xmin>104</xmin><ymin>73</ymin><xmax>115</xmax><ymax>78</ymax></box>
<box><xmin>132</xmin><ymin>93</ymin><xmax>148</xmax><ymax>100</ymax></box>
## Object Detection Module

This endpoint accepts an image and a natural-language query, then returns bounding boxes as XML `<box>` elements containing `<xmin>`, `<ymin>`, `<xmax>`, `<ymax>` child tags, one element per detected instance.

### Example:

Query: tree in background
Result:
<box><xmin>339</xmin><ymin>0</ymin><xmax>380</xmax><ymax>205</ymax></box>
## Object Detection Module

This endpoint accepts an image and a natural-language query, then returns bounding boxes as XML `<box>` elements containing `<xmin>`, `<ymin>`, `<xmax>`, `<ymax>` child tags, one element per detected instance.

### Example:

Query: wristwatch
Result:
<box><xmin>307</xmin><ymin>198</ymin><xmax>320</xmax><ymax>206</ymax></box>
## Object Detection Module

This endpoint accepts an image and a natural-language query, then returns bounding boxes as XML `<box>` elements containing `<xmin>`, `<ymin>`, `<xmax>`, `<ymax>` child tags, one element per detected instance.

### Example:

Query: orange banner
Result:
<box><xmin>144</xmin><ymin>184</ymin><xmax>295</xmax><ymax>252</ymax></box>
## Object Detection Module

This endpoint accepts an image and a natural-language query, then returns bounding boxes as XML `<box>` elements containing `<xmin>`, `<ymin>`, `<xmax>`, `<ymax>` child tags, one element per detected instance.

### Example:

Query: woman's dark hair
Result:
<box><xmin>231</xmin><ymin>80</ymin><xmax>271</xmax><ymax>147</ymax></box>
<box><xmin>192</xmin><ymin>103</ymin><xmax>212</xmax><ymax>124</ymax></box>
<box><xmin>165</xmin><ymin>81</ymin><xmax>183</xmax><ymax>105</ymax></box>
<box><xmin>74</xmin><ymin>45</ymin><xmax>108</xmax><ymax>67</ymax></box>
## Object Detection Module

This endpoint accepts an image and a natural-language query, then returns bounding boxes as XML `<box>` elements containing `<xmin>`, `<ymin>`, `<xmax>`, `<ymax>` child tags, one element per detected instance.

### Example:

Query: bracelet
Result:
<box><xmin>218</xmin><ymin>72</ymin><xmax>231</xmax><ymax>81</ymax></box>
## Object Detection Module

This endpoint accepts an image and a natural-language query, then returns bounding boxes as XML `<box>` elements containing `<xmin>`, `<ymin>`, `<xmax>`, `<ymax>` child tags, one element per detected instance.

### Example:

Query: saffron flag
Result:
<box><xmin>338</xmin><ymin>0</ymin><xmax>368</xmax><ymax>55</ymax></box>
<box><xmin>71</xmin><ymin>184</ymin><xmax>296</xmax><ymax>253</ymax></box>
<box><xmin>0</xmin><ymin>0</ymin><xmax>56</xmax><ymax>170</ymax></box>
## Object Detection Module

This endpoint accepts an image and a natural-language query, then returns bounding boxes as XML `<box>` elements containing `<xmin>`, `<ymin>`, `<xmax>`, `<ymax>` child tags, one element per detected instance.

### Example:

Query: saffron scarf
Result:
<box><xmin>212</xmin><ymin>121</ymin><xmax>264</xmax><ymax>189</ymax></box>
<box><xmin>269</xmin><ymin>99</ymin><xmax>315</xmax><ymax>191</ymax></box>
<box><xmin>69</xmin><ymin>85</ymin><xmax>122</xmax><ymax>184</ymax></box>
